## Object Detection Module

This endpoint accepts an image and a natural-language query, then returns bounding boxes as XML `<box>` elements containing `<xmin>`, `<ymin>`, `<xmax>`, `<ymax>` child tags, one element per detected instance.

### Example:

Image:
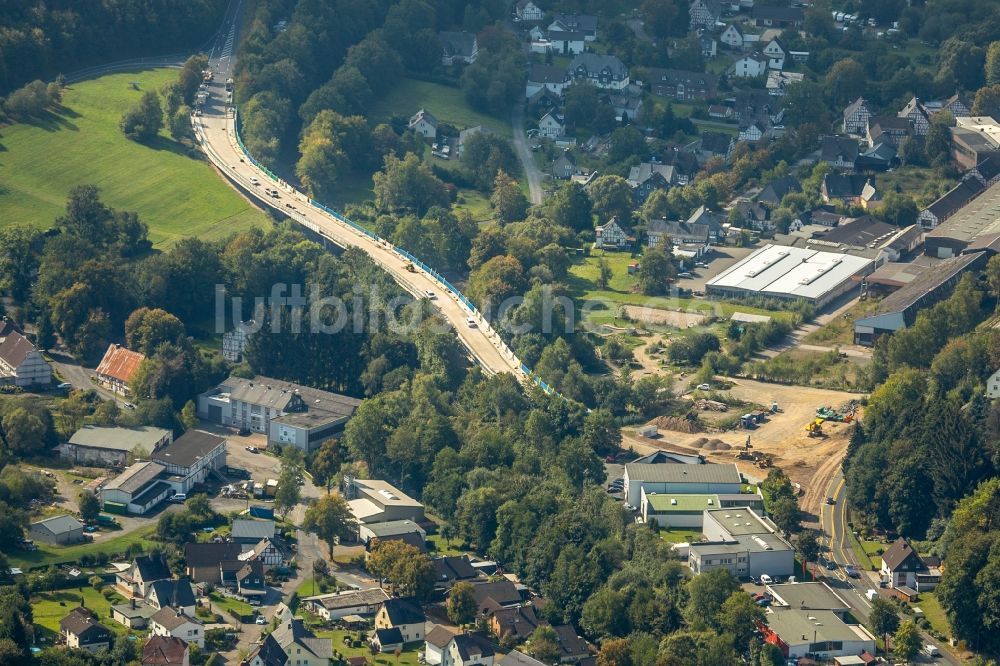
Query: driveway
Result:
<box><xmin>511</xmin><ymin>103</ymin><xmax>544</xmax><ymax>204</ymax></box>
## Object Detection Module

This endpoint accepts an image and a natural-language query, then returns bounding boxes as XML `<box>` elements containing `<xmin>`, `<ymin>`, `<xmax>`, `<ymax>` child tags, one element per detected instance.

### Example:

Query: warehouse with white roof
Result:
<box><xmin>705</xmin><ymin>244</ymin><xmax>874</xmax><ymax>308</ymax></box>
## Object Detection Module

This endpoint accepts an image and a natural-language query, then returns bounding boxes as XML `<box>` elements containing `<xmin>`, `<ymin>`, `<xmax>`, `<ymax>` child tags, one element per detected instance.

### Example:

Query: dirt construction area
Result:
<box><xmin>623</xmin><ymin>377</ymin><xmax>863</xmax><ymax>522</ymax></box>
<box><xmin>620</xmin><ymin>305</ymin><xmax>707</xmax><ymax>328</ymax></box>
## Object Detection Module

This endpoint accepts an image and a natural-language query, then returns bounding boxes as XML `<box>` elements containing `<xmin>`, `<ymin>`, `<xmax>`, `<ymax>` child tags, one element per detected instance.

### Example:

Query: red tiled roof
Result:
<box><xmin>143</xmin><ymin>636</ymin><xmax>188</xmax><ymax>665</ymax></box>
<box><xmin>96</xmin><ymin>344</ymin><xmax>145</xmax><ymax>383</ymax></box>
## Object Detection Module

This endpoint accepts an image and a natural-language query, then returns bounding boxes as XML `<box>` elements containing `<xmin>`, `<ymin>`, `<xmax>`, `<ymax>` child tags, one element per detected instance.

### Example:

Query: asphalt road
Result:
<box><xmin>194</xmin><ymin>1</ymin><xmax>526</xmax><ymax>384</ymax></box>
<box><xmin>511</xmin><ymin>103</ymin><xmax>544</xmax><ymax>205</ymax></box>
<box><xmin>820</xmin><ymin>471</ymin><xmax>956</xmax><ymax>665</ymax></box>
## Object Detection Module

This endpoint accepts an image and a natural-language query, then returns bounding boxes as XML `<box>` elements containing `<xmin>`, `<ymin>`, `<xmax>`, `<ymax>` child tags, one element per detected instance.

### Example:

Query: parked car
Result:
<box><xmin>678</xmin><ymin>272</ymin><xmax>693</xmax><ymax>279</ymax></box>
<box><xmin>246</xmin><ymin>446</ymin><xmax>260</xmax><ymax>454</ymax></box>
<box><xmin>255</xmin><ymin>616</ymin><xmax>267</xmax><ymax>625</ymax></box>
<box><xmin>845</xmin><ymin>566</ymin><xmax>861</xmax><ymax>579</ymax></box>
<box><xmin>825</xmin><ymin>560</ymin><xmax>837</xmax><ymax>570</ymax></box>
<box><xmin>169</xmin><ymin>493</ymin><xmax>187</xmax><ymax>503</ymax></box>
<box><xmin>697</xmin><ymin>383</ymin><xmax>711</xmax><ymax>390</ymax></box>
<box><xmin>57</xmin><ymin>382</ymin><xmax>72</xmax><ymax>390</ymax></box>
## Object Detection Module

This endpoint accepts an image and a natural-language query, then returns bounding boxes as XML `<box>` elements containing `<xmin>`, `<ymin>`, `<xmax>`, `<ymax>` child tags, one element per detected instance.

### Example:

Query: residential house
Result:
<box><xmin>698</xmin><ymin>132</ymin><xmax>735</xmax><ymax>163</ymax></box>
<box><xmin>602</xmin><ymin>85</ymin><xmax>643</xmax><ymax>123</ymax></box>
<box><xmin>645</xmin><ymin>68</ymin><xmax>717</xmax><ymax>101</ymax></box>
<box><xmin>551</xmin><ymin>151</ymin><xmax>577</xmax><ymax>180</ymax></box>
<box><xmin>236</xmin><ymin>560</ymin><xmax>266</xmax><ymax>599</ymax></box>
<box><xmin>432</xmin><ymin>555</ymin><xmax>482</xmax><ymax>591</ymax></box>
<box><xmin>467</xmin><ymin>580</ymin><xmax>523</xmax><ymax>615</ymax></box>
<box><xmin>708</xmin><ymin>104</ymin><xmax>732</xmax><ymax>119</ymax></box>
<box><xmin>689</xmin><ymin>0</ymin><xmax>722</xmax><ymax>30</ymax></box>
<box><xmin>756</xmin><ymin>175</ymin><xmax>801</xmax><ymax>207</ymax></box>
<box><xmin>939</xmin><ymin>92</ymin><xmax>972</xmax><ymax>118</ymax></box>
<box><xmin>843</xmin><ymin>97</ymin><xmax>872</xmax><ymax>135</ymax></box>
<box><xmin>538</xmin><ymin>112</ymin><xmax>565</xmax><ymax>139</ymax></box>
<box><xmin>243</xmin><ymin>606</ymin><xmax>333</xmax><ymax>666</ymax></box>
<box><xmin>821</xmin><ymin>174</ymin><xmax>878</xmax><ymax>206</ymax></box>
<box><xmin>499</xmin><ymin>652</ymin><xmax>546</xmax><ymax>666</ymax></box>
<box><xmin>142</xmin><ymin>636</ymin><xmax>190</xmax><ymax>666</ymax></box>
<box><xmin>408</xmin><ymin>109</ymin><xmax>438</xmax><ymax>139</ymax></box>
<box><xmin>965</xmin><ymin>156</ymin><xmax>1000</xmax><ymax>188</ymax></box>
<box><xmin>765</xmin><ymin>70</ymin><xmax>803</xmax><ymax>96</ymax></box>
<box><xmin>425</xmin><ymin>626</ymin><xmax>461</xmax><ymax>666</ymax></box>
<box><xmin>375</xmin><ymin>598</ymin><xmax>425</xmax><ymax>643</ymax></box>
<box><xmin>117</xmin><ymin>555</ymin><xmax>171</xmax><ymax>599</ymax></box>
<box><xmin>145</xmin><ymin>578</ymin><xmax>196</xmax><ymax>616</ymax></box>
<box><xmin>739</xmin><ymin>122</ymin><xmax>764</xmax><ymax>142</ymax></box>
<box><xmin>95</xmin><ymin>343</ymin><xmax>145</xmax><ymax>395</ymax></box>
<box><xmin>761</xmin><ymin>38</ymin><xmax>785</xmax><ymax>69</ymax></box>
<box><xmin>751</xmin><ymin>5</ymin><xmax>804</xmax><ymax>27</ymax></box>
<box><xmin>183</xmin><ymin>542</ymin><xmax>243</xmax><ymax>584</ymax></box>
<box><xmin>568</xmin><ymin>53</ymin><xmax>629</xmax><ymax>90</ymax></box>
<box><xmin>440</xmin><ymin>31</ymin><xmax>478</xmax><ymax>65</ymax></box>
<box><xmin>29</xmin><ymin>515</ymin><xmax>85</xmax><ymax>545</ymax></box>
<box><xmin>61</xmin><ymin>607</ymin><xmax>112</xmax><ymax>654</ymax></box>
<box><xmin>63</xmin><ymin>425</ymin><xmax>172</xmax><ymax>467</ymax></box>
<box><xmin>238</xmin><ymin>536</ymin><xmax>284</xmax><ymax>569</ymax></box>
<box><xmin>660</xmin><ymin>147</ymin><xmax>700</xmax><ymax>184</ymax></box>
<box><xmin>646</xmin><ymin>219</ymin><xmax>711</xmax><ymax>253</ymax></box>
<box><xmin>150</xmin><ymin>608</ymin><xmax>204</xmax><ymax>648</ymax></box>
<box><xmin>730</xmin><ymin>53</ymin><xmax>767</xmax><ymax>78</ymax></box>
<box><xmin>231</xmin><ymin>519</ymin><xmax>276</xmax><ymax>545</ymax></box>
<box><xmin>345</xmin><ymin>478</ymin><xmax>424</xmax><ymax>525</ymax></box>
<box><xmin>514</xmin><ymin>0</ymin><xmax>544</xmax><ymax>21</ymax></box>
<box><xmin>899</xmin><ymin>96</ymin><xmax>931</xmax><ymax>136</ymax></box>
<box><xmin>300</xmin><ymin>588</ymin><xmax>390</xmax><ymax>622</ymax></box>
<box><xmin>0</xmin><ymin>328</ymin><xmax>51</xmax><ymax>387</ymax></box>
<box><xmin>549</xmin><ymin>13</ymin><xmax>598</xmax><ymax>40</ymax></box>
<box><xmin>222</xmin><ymin>320</ymin><xmax>255</xmax><ymax>362</ymax></box>
<box><xmin>628</xmin><ymin>162</ymin><xmax>675</xmax><ymax>203</ymax></box>
<box><xmin>546</xmin><ymin>30</ymin><xmax>585</xmax><ymax>55</ymax></box>
<box><xmin>918</xmin><ymin>178</ymin><xmax>984</xmax><ymax>229</ymax></box>
<box><xmin>866</xmin><ymin>115</ymin><xmax>911</xmax><ymax>147</ymax></box>
<box><xmin>525</xmin><ymin>64</ymin><xmax>571</xmax><ymax>98</ymax></box>
<box><xmin>880</xmin><ymin>538</ymin><xmax>925</xmax><ymax>590</ymax></box>
<box><xmin>987</xmin><ymin>368</ymin><xmax>1000</xmax><ymax>398</ymax></box>
<box><xmin>731</xmin><ymin>199</ymin><xmax>770</xmax><ymax>230</ymax></box>
<box><xmin>488</xmin><ymin>604</ymin><xmax>542</xmax><ymax>642</ymax></box>
<box><xmin>197</xmin><ymin>375</ymin><xmax>360</xmax><ymax>453</ymax></box>
<box><xmin>444</xmin><ymin>634</ymin><xmax>496</xmax><ymax>666</ymax></box>
<box><xmin>720</xmin><ymin>23</ymin><xmax>745</xmax><ymax>48</ymax></box>
<box><xmin>595</xmin><ymin>217</ymin><xmax>631</xmax><ymax>250</ymax></box>
<box><xmin>856</xmin><ymin>141</ymin><xmax>898</xmax><ymax>171</ymax></box>
<box><xmin>701</xmin><ymin>36</ymin><xmax>718</xmax><ymax>58</ymax></box>
<box><xmin>552</xmin><ymin>625</ymin><xmax>590</xmax><ymax>663</ymax></box>
<box><xmin>371</xmin><ymin>628</ymin><xmax>404</xmax><ymax>654</ymax></box>
<box><xmin>821</xmin><ymin>136</ymin><xmax>861</xmax><ymax>170</ymax></box>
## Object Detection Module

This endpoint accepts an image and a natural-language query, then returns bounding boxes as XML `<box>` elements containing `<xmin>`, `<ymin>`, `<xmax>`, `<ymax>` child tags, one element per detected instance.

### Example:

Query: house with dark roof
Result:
<box><xmin>500</xmin><ymin>651</ymin><xmax>546</xmax><ymax>666</ymax></box>
<box><xmin>879</xmin><ymin>538</ymin><xmax>925</xmax><ymax>589</ymax></box>
<box><xmin>919</xmin><ymin>178</ymin><xmax>984</xmax><ymax>229</ymax></box>
<box><xmin>236</xmin><ymin>559</ymin><xmax>266</xmax><ymax>599</ymax></box>
<box><xmin>151</xmin><ymin>607</ymin><xmax>204</xmax><ymax>648</ymax></box>
<box><xmin>595</xmin><ymin>217</ymin><xmax>632</xmax><ymax>250</ymax></box>
<box><xmin>526</xmin><ymin>65</ymin><xmax>571</xmax><ymax>98</ymax></box>
<box><xmin>231</xmin><ymin>518</ymin><xmax>276</xmax><ymax>544</ymax></box>
<box><xmin>151</xmin><ymin>429</ymin><xmax>227</xmax><ymax>494</ymax></box>
<box><xmin>644</xmin><ymin>68</ymin><xmax>717</xmax><ymax>101</ymax></box>
<box><xmin>146</xmin><ymin>578</ymin><xmax>196</xmax><ymax>616</ymax></box>
<box><xmin>488</xmin><ymin>604</ymin><xmax>542</xmax><ymax>642</ymax></box>
<box><xmin>568</xmin><ymin>53</ymin><xmax>629</xmax><ymax>90</ymax></box>
<box><xmin>899</xmin><ymin>96</ymin><xmax>931</xmax><ymax>136</ymax></box>
<box><xmin>96</xmin><ymin>343</ymin><xmax>145</xmax><ymax>395</ymax></box>
<box><xmin>855</xmin><ymin>141</ymin><xmax>898</xmax><ymax>171</ymax></box>
<box><xmin>99</xmin><ymin>460</ymin><xmax>172</xmax><ymax>515</ymax></box>
<box><xmin>467</xmin><ymin>580</ymin><xmax>523</xmax><ymax>614</ymax></box>
<box><xmin>552</xmin><ymin>625</ymin><xmax>590</xmax><ymax>662</ymax></box>
<box><xmin>821</xmin><ymin>136</ymin><xmax>860</xmax><ymax>170</ymax></box>
<box><xmin>0</xmin><ymin>328</ymin><xmax>51</xmax><ymax>387</ymax></box>
<box><xmin>375</xmin><ymin>598</ymin><xmax>425</xmax><ymax>643</ymax></box>
<box><xmin>433</xmin><ymin>555</ymin><xmax>482</xmax><ymax>589</ymax></box>
<box><xmin>408</xmin><ymin>109</ymin><xmax>438</xmax><ymax>139</ymax></box>
<box><xmin>440</xmin><ymin>31</ymin><xmax>478</xmax><ymax>65</ymax></box>
<box><xmin>244</xmin><ymin>604</ymin><xmax>333</xmax><ymax>666</ymax></box>
<box><xmin>514</xmin><ymin>0</ymin><xmax>544</xmax><ymax>21</ymax></box>
<box><xmin>698</xmin><ymin>132</ymin><xmax>735</xmax><ymax>163</ymax></box>
<box><xmin>371</xmin><ymin>627</ymin><xmax>404</xmax><ymax>653</ymax></box>
<box><xmin>142</xmin><ymin>636</ymin><xmax>190</xmax><ymax>666</ymax></box>
<box><xmin>752</xmin><ymin>5</ymin><xmax>804</xmax><ymax>26</ymax></box>
<box><xmin>647</xmin><ymin>219</ymin><xmax>711</xmax><ymax>253</ymax></box>
<box><xmin>548</xmin><ymin>13</ymin><xmax>598</xmax><ymax>40</ymax></box>
<box><xmin>300</xmin><ymin>587</ymin><xmax>390</xmax><ymax>622</ymax></box>
<box><xmin>966</xmin><ymin>155</ymin><xmax>1000</xmax><ymax>188</ymax></box>
<box><xmin>866</xmin><ymin>115</ymin><xmax>912</xmax><ymax>147</ymax></box>
<box><xmin>117</xmin><ymin>555</ymin><xmax>171</xmax><ymax>598</ymax></box>
<box><xmin>627</xmin><ymin>162</ymin><xmax>675</xmax><ymax>203</ymax></box>
<box><xmin>29</xmin><ymin>514</ymin><xmax>85</xmax><ymax>545</ymax></box>
<box><xmin>447</xmin><ymin>633</ymin><xmax>496</xmax><ymax>666</ymax></box>
<box><xmin>821</xmin><ymin>174</ymin><xmax>877</xmax><ymax>205</ymax></box>
<box><xmin>756</xmin><ymin>175</ymin><xmax>801</xmax><ymax>207</ymax></box>
<box><xmin>552</xmin><ymin>151</ymin><xmax>577</xmax><ymax>180</ymax></box>
<box><xmin>61</xmin><ymin>607</ymin><xmax>112</xmax><ymax>653</ymax></box>
<box><xmin>183</xmin><ymin>542</ymin><xmax>243</xmax><ymax>584</ymax></box>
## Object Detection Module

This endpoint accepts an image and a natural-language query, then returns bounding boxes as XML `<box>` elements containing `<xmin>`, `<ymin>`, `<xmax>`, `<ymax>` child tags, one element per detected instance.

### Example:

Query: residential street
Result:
<box><xmin>512</xmin><ymin>102</ymin><xmax>544</xmax><ymax>204</ymax></box>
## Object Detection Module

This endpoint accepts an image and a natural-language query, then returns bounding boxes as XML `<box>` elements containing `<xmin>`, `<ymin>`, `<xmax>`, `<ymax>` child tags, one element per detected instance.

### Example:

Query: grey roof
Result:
<box><xmin>409</xmin><ymin>108</ymin><xmax>438</xmax><ymax>128</ymax></box>
<box><xmin>767</xmin><ymin>582</ymin><xmax>850</xmax><ymax>611</ymax></box>
<box><xmin>705</xmin><ymin>507</ymin><xmax>777</xmax><ymax>536</ymax></box>
<box><xmin>870</xmin><ymin>252</ymin><xmax>985</xmax><ymax>316</ymax></box>
<box><xmin>529</xmin><ymin>64</ymin><xmax>570</xmax><ymax>84</ymax></box>
<box><xmin>374</xmin><ymin>627</ymin><xmax>404</xmax><ymax>645</ymax></box>
<box><xmin>151</xmin><ymin>430</ymin><xmax>224</xmax><ymax>469</ymax></box>
<box><xmin>647</xmin><ymin>219</ymin><xmax>710</xmax><ymax>242</ymax></box>
<box><xmin>628</xmin><ymin>162</ymin><xmax>675</xmax><ymax>186</ymax></box>
<box><xmin>216</xmin><ymin>375</ymin><xmax>361</xmax><ymax>423</ymax></box>
<box><xmin>553</xmin><ymin>625</ymin><xmax>589</xmax><ymax>658</ymax></box>
<box><xmin>439</xmin><ymin>31</ymin><xmax>476</xmax><ymax>58</ymax></box>
<box><xmin>231</xmin><ymin>518</ymin><xmax>276</xmax><ymax>541</ymax></box>
<box><xmin>569</xmin><ymin>53</ymin><xmax>628</xmax><ymax>80</ymax></box>
<box><xmin>501</xmin><ymin>651</ymin><xmax>547</xmax><ymax>666</ymax></box>
<box><xmin>700</xmin><ymin>131</ymin><xmax>733</xmax><ymax>155</ymax></box>
<box><xmin>823</xmin><ymin>173</ymin><xmax>873</xmax><ymax>198</ymax></box>
<box><xmin>133</xmin><ymin>555</ymin><xmax>171</xmax><ymax>583</ymax></box>
<box><xmin>254</xmin><ymin>634</ymin><xmax>288</xmax><ymax>666</ymax></box>
<box><xmin>766</xmin><ymin>610</ymin><xmax>873</xmax><ymax>645</ymax></box>
<box><xmin>184</xmin><ymin>542</ymin><xmax>243</xmax><ymax>567</ymax></box>
<box><xmin>453</xmin><ymin>633</ymin><xmax>495</xmax><ymax>661</ymax></box>
<box><xmin>757</xmin><ymin>175</ymin><xmax>801</xmax><ymax>205</ymax></box>
<box><xmin>147</xmin><ymin>578</ymin><xmax>196</xmax><ymax>608</ymax></box>
<box><xmin>550</xmin><ymin>13</ymin><xmax>598</xmax><ymax>33</ymax></box>
<box><xmin>271</xmin><ymin>617</ymin><xmax>333</xmax><ymax>659</ymax></box>
<box><xmin>0</xmin><ymin>330</ymin><xmax>37</xmax><ymax>368</ymax></box>
<box><xmin>926</xmin><ymin>177</ymin><xmax>1000</xmax><ymax>243</ymax></box>
<box><xmin>924</xmin><ymin>178</ymin><xmax>984</xmax><ymax>220</ymax></box>
<box><xmin>625</xmin><ymin>462</ymin><xmax>741</xmax><ymax>484</ymax></box>
<box><xmin>752</xmin><ymin>5</ymin><xmax>804</xmax><ymax>21</ymax></box>
<box><xmin>820</xmin><ymin>216</ymin><xmax>896</xmax><ymax>246</ymax></box>
<box><xmin>382</xmin><ymin>598</ymin><xmax>425</xmax><ymax>626</ymax></box>
<box><xmin>31</xmin><ymin>514</ymin><xmax>84</xmax><ymax>536</ymax></box>
<box><xmin>821</xmin><ymin>136</ymin><xmax>860</xmax><ymax>164</ymax></box>
<box><xmin>112</xmin><ymin>602</ymin><xmax>158</xmax><ymax>620</ymax></box>
<box><xmin>69</xmin><ymin>425</ymin><xmax>171</xmax><ymax>453</ymax></box>
<box><xmin>434</xmin><ymin>555</ymin><xmax>480</xmax><ymax>583</ymax></box>
<box><xmin>881</xmin><ymin>537</ymin><xmax>924</xmax><ymax>571</ymax></box>
<box><xmin>843</xmin><ymin>97</ymin><xmax>870</xmax><ymax>120</ymax></box>
<box><xmin>364</xmin><ymin>520</ymin><xmax>423</xmax><ymax>539</ymax></box>
<box><xmin>469</xmin><ymin>580</ymin><xmax>522</xmax><ymax>608</ymax></box>
<box><xmin>150</xmin><ymin>607</ymin><xmax>202</xmax><ymax>631</ymax></box>
<box><xmin>103</xmin><ymin>461</ymin><xmax>166</xmax><ymax>494</ymax></box>
<box><xmin>303</xmin><ymin>587</ymin><xmax>390</xmax><ymax>610</ymax></box>
<box><xmin>60</xmin><ymin>607</ymin><xmax>110</xmax><ymax>641</ymax></box>
<box><xmin>646</xmin><ymin>68</ymin><xmax>717</xmax><ymax>90</ymax></box>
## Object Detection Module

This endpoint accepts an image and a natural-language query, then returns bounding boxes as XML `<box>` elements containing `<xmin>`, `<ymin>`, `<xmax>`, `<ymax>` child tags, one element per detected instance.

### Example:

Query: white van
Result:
<box><xmin>759</xmin><ymin>574</ymin><xmax>773</xmax><ymax>585</ymax></box>
<box><xmin>866</xmin><ymin>589</ymin><xmax>878</xmax><ymax>602</ymax></box>
<box><xmin>923</xmin><ymin>645</ymin><xmax>940</xmax><ymax>657</ymax></box>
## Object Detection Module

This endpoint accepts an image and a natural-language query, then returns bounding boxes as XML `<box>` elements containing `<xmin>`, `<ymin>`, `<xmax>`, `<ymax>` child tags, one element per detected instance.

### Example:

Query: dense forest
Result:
<box><xmin>0</xmin><ymin>0</ymin><xmax>227</xmax><ymax>93</ymax></box>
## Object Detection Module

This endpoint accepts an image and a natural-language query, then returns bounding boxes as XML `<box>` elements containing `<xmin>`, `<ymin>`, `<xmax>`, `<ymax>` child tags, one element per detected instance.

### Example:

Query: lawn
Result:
<box><xmin>425</xmin><ymin>532</ymin><xmax>467</xmax><ymax>557</ymax></box>
<box><xmin>0</xmin><ymin>69</ymin><xmax>270</xmax><ymax>246</ymax></box>
<box><xmin>803</xmin><ymin>299</ymin><xmax>878</xmax><ymax>347</ymax></box>
<box><xmin>209</xmin><ymin>591</ymin><xmax>254</xmax><ymax>619</ymax></box>
<box><xmin>367</xmin><ymin>78</ymin><xmax>512</xmax><ymax>134</ymax></box>
<box><xmin>659</xmin><ymin>528</ymin><xmax>703</xmax><ymax>543</ymax></box>
<box><xmin>8</xmin><ymin>525</ymin><xmax>156</xmax><ymax>569</ymax></box>
<box><xmin>915</xmin><ymin>591</ymin><xmax>952</xmax><ymax>641</ymax></box>
<box><xmin>32</xmin><ymin>586</ymin><xmax>128</xmax><ymax>638</ymax></box>
<box><xmin>315</xmin><ymin>628</ymin><xmax>424</xmax><ymax>666</ymax></box>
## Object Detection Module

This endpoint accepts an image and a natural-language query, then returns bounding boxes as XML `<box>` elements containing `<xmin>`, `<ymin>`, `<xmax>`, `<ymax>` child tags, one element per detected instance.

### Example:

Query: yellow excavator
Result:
<box><xmin>805</xmin><ymin>420</ymin><xmax>825</xmax><ymax>438</ymax></box>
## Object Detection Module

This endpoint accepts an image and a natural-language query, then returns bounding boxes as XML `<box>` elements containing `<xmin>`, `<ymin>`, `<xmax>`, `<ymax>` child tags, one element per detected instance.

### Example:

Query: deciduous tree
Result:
<box><xmin>302</xmin><ymin>493</ymin><xmax>357</xmax><ymax>558</ymax></box>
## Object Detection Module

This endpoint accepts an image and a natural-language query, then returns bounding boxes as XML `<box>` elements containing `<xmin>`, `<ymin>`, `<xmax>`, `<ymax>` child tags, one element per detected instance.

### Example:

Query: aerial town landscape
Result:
<box><xmin>2</xmin><ymin>0</ymin><xmax>1000</xmax><ymax>664</ymax></box>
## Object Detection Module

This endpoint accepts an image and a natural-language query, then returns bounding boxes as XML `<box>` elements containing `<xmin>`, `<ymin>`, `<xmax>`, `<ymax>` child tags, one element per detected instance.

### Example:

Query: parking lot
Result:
<box><xmin>675</xmin><ymin>246</ymin><xmax>756</xmax><ymax>293</ymax></box>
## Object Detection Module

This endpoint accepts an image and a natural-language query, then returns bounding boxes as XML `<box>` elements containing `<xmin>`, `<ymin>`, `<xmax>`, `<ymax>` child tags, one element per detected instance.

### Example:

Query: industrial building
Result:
<box><xmin>705</xmin><ymin>244</ymin><xmax>873</xmax><ymax>308</ymax></box>
<box><xmin>62</xmin><ymin>425</ymin><xmax>173</xmax><ymax>467</ymax></box>
<box><xmin>623</xmin><ymin>463</ymin><xmax>742</xmax><ymax>507</ymax></box>
<box><xmin>687</xmin><ymin>507</ymin><xmax>794</xmax><ymax>578</ymax></box>
<box><xmin>761</xmin><ymin>610</ymin><xmax>876</xmax><ymax>660</ymax></box>
<box><xmin>344</xmin><ymin>478</ymin><xmax>425</xmax><ymax>526</ymax></box>
<box><xmin>854</xmin><ymin>251</ymin><xmax>987</xmax><ymax>345</ymax></box>
<box><xmin>639</xmin><ymin>492</ymin><xmax>764</xmax><ymax>528</ymax></box>
<box><xmin>924</xmin><ymin>177</ymin><xmax>1000</xmax><ymax>257</ymax></box>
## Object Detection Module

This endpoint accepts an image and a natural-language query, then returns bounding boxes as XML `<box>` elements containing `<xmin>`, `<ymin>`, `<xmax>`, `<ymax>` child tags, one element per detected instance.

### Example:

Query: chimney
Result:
<box><xmin>131</xmin><ymin>598</ymin><xmax>136</xmax><ymax>610</ymax></box>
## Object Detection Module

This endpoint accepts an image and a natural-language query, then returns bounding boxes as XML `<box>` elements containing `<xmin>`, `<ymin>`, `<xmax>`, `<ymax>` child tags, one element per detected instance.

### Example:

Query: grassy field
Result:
<box><xmin>368</xmin><ymin>78</ymin><xmax>511</xmax><ymax>134</ymax></box>
<box><xmin>209</xmin><ymin>591</ymin><xmax>255</xmax><ymax>619</ymax></box>
<box><xmin>0</xmin><ymin>69</ymin><xmax>269</xmax><ymax>246</ymax></box>
<box><xmin>9</xmin><ymin>525</ymin><xmax>156</xmax><ymax>569</ymax></box>
<box><xmin>877</xmin><ymin>165</ymin><xmax>957</xmax><ymax>209</ymax></box>
<box><xmin>915</xmin><ymin>591</ymin><xmax>952</xmax><ymax>641</ymax></box>
<box><xmin>804</xmin><ymin>299</ymin><xmax>878</xmax><ymax>346</ymax></box>
<box><xmin>659</xmin><ymin>528</ymin><xmax>703</xmax><ymax>543</ymax></box>
<box><xmin>315</xmin><ymin>628</ymin><xmax>424</xmax><ymax>665</ymax></box>
<box><xmin>32</xmin><ymin>586</ymin><xmax>128</xmax><ymax>639</ymax></box>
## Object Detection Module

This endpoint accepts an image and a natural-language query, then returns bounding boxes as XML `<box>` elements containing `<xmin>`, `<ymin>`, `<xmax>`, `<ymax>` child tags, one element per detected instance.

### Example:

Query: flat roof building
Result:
<box><xmin>623</xmin><ymin>462</ymin><xmax>742</xmax><ymax>507</ymax></box>
<box><xmin>766</xmin><ymin>582</ymin><xmax>851</xmax><ymax>616</ymax></box>
<box><xmin>761</xmin><ymin>609</ymin><xmax>876</xmax><ymax>660</ymax></box>
<box><xmin>640</xmin><ymin>491</ymin><xmax>764</xmax><ymax>529</ymax></box>
<box><xmin>688</xmin><ymin>507</ymin><xmax>794</xmax><ymax>579</ymax></box>
<box><xmin>706</xmin><ymin>244</ymin><xmax>873</xmax><ymax>308</ymax></box>
<box><xmin>345</xmin><ymin>479</ymin><xmax>424</xmax><ymax>526</ymax></box>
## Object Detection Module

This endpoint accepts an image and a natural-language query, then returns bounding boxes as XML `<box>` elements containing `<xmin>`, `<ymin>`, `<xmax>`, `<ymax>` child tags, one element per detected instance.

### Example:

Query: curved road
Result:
<box><xmin>194</xmin><ymin>0</ymin><xmax>526</xmax><ymax>381</ymax></box>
